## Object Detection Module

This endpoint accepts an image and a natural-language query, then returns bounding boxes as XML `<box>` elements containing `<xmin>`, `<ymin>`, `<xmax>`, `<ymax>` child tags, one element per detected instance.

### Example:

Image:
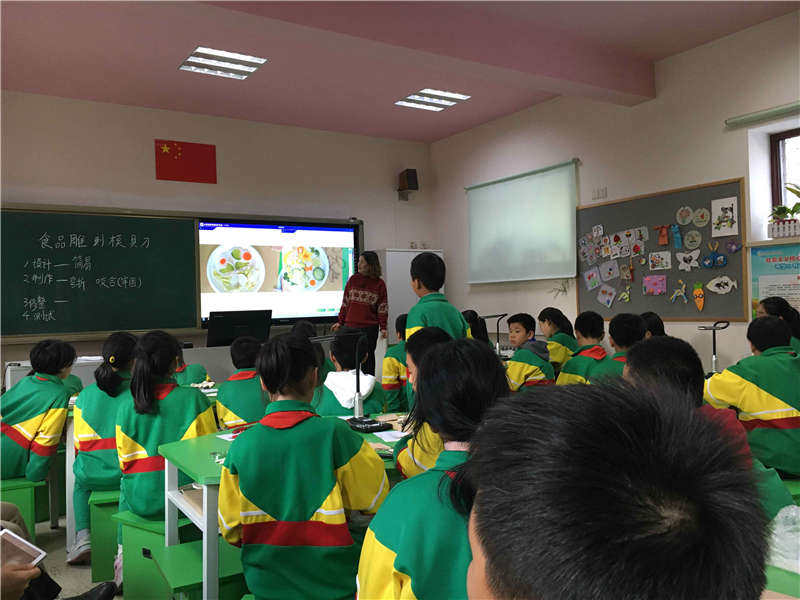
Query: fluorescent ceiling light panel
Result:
<box><xmin>419</xmin><ymin>88</ymin><xmax>471</xmax><ymax>101</ymax></box>
<box><xmin>406</xmin><ymin>94</ymin><xmax>456</xmax><ymax>106</ymax></box>
<box><xmin>195</xmin><ymin>46</ymin><xmax>267</xmax><ymax>65</ymax></box>
<box><xmin>395</xmin><ymin>100</ymin><xmax>444</xmax><ymax>112</ymax></box>
<box><xmin>185</xmin><ymin>56</ymin><xmax>257</xmax><ymax>73</ymax></box>
<box><xmin>179</xmin><ymin>65</ymin><xmax>248</xmax><ymax>80</ymax></box>
<box><xmin>180</xmin><ymin>46</ymin><xmax>267</xmax><ymax>80</ymax></box>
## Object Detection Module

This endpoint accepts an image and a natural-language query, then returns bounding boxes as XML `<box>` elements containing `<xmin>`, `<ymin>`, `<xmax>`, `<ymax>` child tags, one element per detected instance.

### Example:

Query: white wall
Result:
<box><xmin>430</xmin><ymin>11</ymin><xmax>800</xmax><ymax>370</ymax></box>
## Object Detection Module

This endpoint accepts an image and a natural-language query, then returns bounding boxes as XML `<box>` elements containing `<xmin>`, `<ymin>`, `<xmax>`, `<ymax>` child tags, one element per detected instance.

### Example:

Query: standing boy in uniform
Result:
<box><xmin>505</xmin><ymin>313</ymin><xmax>554</xmax><ymax>390</ymax></box>
<box><xmin>381</xmin><ymin>314</ymin><xmax>409</xmax><ymax>413</ymax></box>
<box><xmin>556</xmin><ymin>312</ymin><xmax>608</xmax><ymax>385</ymax></box>
<box><xmin>591</xmin><ymin>313</ymin><xmax>647</xmax><ymax>380</ymax></box>
<box><xmin>216</xmin><ymin>336</ymin><xmax>268</xmax><ymax>429</ymax></box>
<box><xmin>405</xmin><ymin>252</ymin><xmax>470</xmax><ymax>341</ymax></box>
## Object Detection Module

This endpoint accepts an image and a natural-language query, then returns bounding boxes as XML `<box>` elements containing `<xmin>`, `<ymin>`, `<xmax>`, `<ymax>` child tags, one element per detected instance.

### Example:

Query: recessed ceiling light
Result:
<box><xmin>419</xmin><ymin>88</ymin><xmax>471</xmax><ymax>101</ymax></box>
<box><xmin>395</xmin><ymin>88</ymin><xmax>471</xmax><ymax>112</ymax></box>
<box><xmin>179</xmin><ymin>46</ymin><xmax>267</xmax><ymax>80</ymax></box>
<box><xmin>406</xmin><ymin>94</ymin><xmax>457</xmax><ymax>107</ymax></box>
<box><xmin>395</xmin><ymin>100</ymin><xmax>444</xmax><ymax>112</ymax></box>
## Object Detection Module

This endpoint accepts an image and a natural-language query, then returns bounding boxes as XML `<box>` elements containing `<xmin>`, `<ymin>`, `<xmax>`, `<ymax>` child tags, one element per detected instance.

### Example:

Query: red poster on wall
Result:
<box><xmin>154</xmin><ymin>139</ymin><xmax>217</xmax><ymax>184</ymax></box>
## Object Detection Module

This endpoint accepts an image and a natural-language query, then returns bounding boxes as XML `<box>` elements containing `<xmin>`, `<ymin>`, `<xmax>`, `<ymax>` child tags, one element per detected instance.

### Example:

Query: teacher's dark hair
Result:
<box><xmin>360</xmin><ymin>251</ymin><xmax>382</xmax><ymax>278</ymax></box>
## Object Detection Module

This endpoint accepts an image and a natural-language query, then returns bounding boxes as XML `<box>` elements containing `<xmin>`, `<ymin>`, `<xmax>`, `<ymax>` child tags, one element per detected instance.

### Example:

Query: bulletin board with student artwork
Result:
<box><xmin>576</xmin><ymin>178</ymin><xmax>747</xmax><ymax>321</ymax></box>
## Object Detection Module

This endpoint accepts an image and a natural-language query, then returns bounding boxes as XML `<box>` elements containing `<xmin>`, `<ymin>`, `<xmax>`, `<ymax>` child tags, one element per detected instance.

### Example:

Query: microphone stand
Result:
<box><xmin>480</xmin><ymin>313</ymin><xmax>509</xmax><ymax>354</ymax></box>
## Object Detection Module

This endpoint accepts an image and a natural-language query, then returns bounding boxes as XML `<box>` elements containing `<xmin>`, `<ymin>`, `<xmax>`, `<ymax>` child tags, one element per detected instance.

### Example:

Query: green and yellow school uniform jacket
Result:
<box><xmin>73</xmin><ymin>372</ymin><xmax>130</xmax><ymax>489</ymax></box>
<box><xmin>506</xmin><ymin>344</ymin><xmax>555</xmax><ymax>391</ymax></box>
<box><xmin>704</xmin><ymin>346</ymin><xmax>800</xmax><ymax>476</ymax></box>
<box><xmin>381</xmin><ymin>342</ymin><xmax>408</xmax><ymax>413</ymax></box>
<box><xmin>555</xmin><ymin>344</ymin><xmax>608</xmax><ymax>385</ymax></box>
<box><xmin>63</xmin><ymin>374</ymin><xmax>84</xmax><ymax>397</ymax></box>
<box><xmin>216</xmin><ymin>369</ymin><xmax>268</xmax><ymax>429</ymax></box>
<box><xmin>218</xmin><ymin>400</ymin><xmax>388</xmax><ymax>600</ymax></box>
<box><xmin>547</xmin><ymin>332</ymin><xmax>579</xmax><ymax>371</ymax></box>
<box><xmin>174</xmin><ymin>363</ymin><xmax>208</xmax><ymax>385</ymax></box>
<box><xmin>312</xmin><ymin>373</ymin><xmax>385</xmax><ymax>417</ymax></box>
<box><xmin>358</xmin><ymin>450</ymin><xmax>470</xmax><ymax>599</ymax></box>
<box><xmin>1</xmin><ymin>373</ymin><xmax>69</xmax><ymax>481</ymax></box>
<box><xmin>393</xmin><ymin>423</ymin><xmax>444</xmax><ymax>480</ymax></box>
<box><xmin>115</xmin><ymin>381</ymin><xmax>217</xmax><ymax>518</ymax></box>
<box><xmin>591</xmin><ymin>351</ymin><xmax>627</xmax><ymax>381</ymax></box>
<box><xmin>405</xmin><ymin>293</ymin><xmax>471</xmax><ymax>340</ymax></box>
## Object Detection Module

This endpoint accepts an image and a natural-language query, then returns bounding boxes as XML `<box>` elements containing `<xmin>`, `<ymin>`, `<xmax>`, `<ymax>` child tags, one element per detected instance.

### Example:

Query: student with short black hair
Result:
<box><xmin>462</xmin><ymin>310</ymin><xmax>490</xmax><ymax>345</ymax></box>
<box><xmin>358</xmin><ymin>339</ymin><xmax>508</xmax><ymax>599</ymax></box>
<box><xmin>313</xmin><ymin>327</ymin><xmax>385</xmax><ymax>416</ymax></box>
<box><xmin>556</xmin><ymin>311</ymin><xmax>608</xmax><ymax>385</ymax></box>
<box><xmin>459</xmin><ymin>382</ymin><xmax>769</xmax><ymax>600</ymax></box>
<box><xmin>537</xmin><ymin>307</ymin><xmax>578</xmax><ymax>372</ymax></box>
<box><xmin>705</xmin><ymin>316</ymin><xmax>800</xmax><ymax>476</ymax></box>
<box><xmin>405</xmin><ymin>252</ymin><xmax>470</xmax><ymax>340</ymax></box>
<box><xmin>592</xmin><ymin>313</ymin><xmax>647</xmax><ymax>379</ymax></box>
<box><xmin>381</xmin><ymin>313</ymin><xmax>410</xmax><ymax>413</ymax></box>
<box><xmin>218</xmin><ymin>333</ymin><xmax>387</xmax><ymax>600</ymax></box>
<box><xmin>505</xmin><ymin>313</ymin><xmax>554</xmax><ymax>390</ymax></box>
<box><xmin>69</xmin><ymin>331</ymin><xmax>137</xmax><ymax>564</ymax></box>
<box><xmin>1</xmin><ymin>339</ymin><xmax>76</xmax><ymax>481</ymax></box>
<box><xmin>640</xmin><ymin>311</ymin><xmax>666</xmax><ymax>338</ymax></box>
<box><xmin>757</xmin><ymin>295</ymin><xmax>800</xmax><ymax>351</ymax></box>
<box><xmin>216</xmin><ymin>336</ymin><xmax>268</xmax><ymax>429</ymax></box>
<box><xmin>173</xmin><ymin>346</ymin><xmax>208</xmax><ymax>385</ymax></box>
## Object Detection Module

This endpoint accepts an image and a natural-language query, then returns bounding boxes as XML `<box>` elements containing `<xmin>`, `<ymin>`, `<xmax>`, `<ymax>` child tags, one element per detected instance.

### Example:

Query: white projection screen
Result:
<box><xmin>467</xmin><ymin>160</ymin><xmax>578</xmax><ymax>284</ymax></box>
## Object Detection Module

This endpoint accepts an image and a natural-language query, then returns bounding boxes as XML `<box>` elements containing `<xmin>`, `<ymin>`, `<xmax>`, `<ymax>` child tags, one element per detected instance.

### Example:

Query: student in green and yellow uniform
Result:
<box><xmin>291</xmin><ymin>320</ymin><xmax>336</xmax><ymax>386</ymax></box>
<box><xmin>114</xmin><ymin>331</ymin><xmax>217</xmax><ymax>585</ymax></box>
<box><xmin>591</xmin><ymin>313</ymin><xmax>646</xmax><ymax>381</ymax></box>
<box><xmin>313</xmin><ymin>327</ymin><xmax>385</xmax><ymax>416</ymax></box>
<box><xmin>537</xmin><ymin>307</ymin><xmax>578</xmax><ymax>375</ymax></box>
<box><xmin>218</xmin><ymin>333</ymin><xmax>387</xmax><ymax>600</ymax></box>
<box><xmin>393</xmin><ymin>327</ymin><xmax>451</xmax><ymax>479</ymax></box>
<box><xmin>173</xmin><ymin>346</ymin><xmax>208</xmax><ymax>385</ymax></box>
<box><xmin>704</xmin><ymin>316</ymin><xmax>800</xmax><ymax>477</ymax></box>
<box><xmin>381</xmin><ymin>314</ymin><xmax>409</xmax><ymax>413</ymax></box>
<box><xmin>68</xmin><ymin>332</ymin><xmax>137</xmax><ymax>565</ymax></box>
<box><xmin>405</xmin><ymin>252</ymin><xmax>470</xmax><ymax>341</ymax></box>
<box><xmin>505</xmin><ymin>313</ymin><xmax>554</xmax><ymax>390</ymax></box>
<box><xmin>1</xmin><ymin>339</ymin><xmax>75</xmax><ymax>481</ymax></box>
<box><xmin>756</xmin><ymin>295</ymin><xmax>800</xmax><ymax>353</ymax></box>
<box><xmin>640</xmin><ymin>311</ymin><xmax>666</xmax><ymax>338</ymax></box>
<box><xmin>216</xmin><ymin>336</ymin><xmax>268</xmax><ymax>429</ymax></box>
<box><xmin>556</xmin><ymin>312</ymin><xmax>608</xmax><ymax>385</ymax></box>
<box><xmin>63</xmin><ymin>373</ymin><xmax>84</xmax><ymax>397</ymax></box>
<box><xmin>358</xmin><ymin>338</ymin><xmax>509</xmax><ymax>599</ymax></box>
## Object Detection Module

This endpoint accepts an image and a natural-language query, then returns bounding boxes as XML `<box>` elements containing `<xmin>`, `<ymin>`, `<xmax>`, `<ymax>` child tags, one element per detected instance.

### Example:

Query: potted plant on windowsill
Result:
<box><xmin>767</xmin><ymin>184</ymin><xmax>800</xmax><ymax>239</ymax></box>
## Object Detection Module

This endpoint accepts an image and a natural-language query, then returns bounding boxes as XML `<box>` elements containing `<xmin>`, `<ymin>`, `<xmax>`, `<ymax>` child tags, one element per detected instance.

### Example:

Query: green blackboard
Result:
<box><xmin>1</xmin><ymin>210</ymin><xmax>198</xmax><ymax>336</ymax></box>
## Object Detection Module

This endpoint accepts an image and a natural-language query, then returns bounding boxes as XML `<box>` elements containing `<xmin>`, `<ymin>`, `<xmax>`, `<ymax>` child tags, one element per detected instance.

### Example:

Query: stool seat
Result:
<box><xmin>1</xmin><ymin>478</ymin><xmax>46</xmax><ymax>543</ymax></box>
<box><xmin>780</xmin><ymin>478</ymin><xmax>800</xmax><ymax>505</ymax></box>
<box><xmin>88</xmin><ymin>490</ymin><xmax>120</xmax><ymax>582</ymax></box>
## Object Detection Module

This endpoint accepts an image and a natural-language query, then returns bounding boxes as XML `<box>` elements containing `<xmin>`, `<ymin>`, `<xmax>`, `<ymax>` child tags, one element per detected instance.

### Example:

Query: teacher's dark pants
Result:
<box><xmin>348</xmin><ymin>324</ymin><xmax>379</xmax><ymax>376</ymax></box>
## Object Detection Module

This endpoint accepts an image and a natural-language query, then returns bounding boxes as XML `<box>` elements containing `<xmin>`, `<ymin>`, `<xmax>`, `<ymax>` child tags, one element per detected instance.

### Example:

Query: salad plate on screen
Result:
<box><xmin>207</xmin><ymin>245</ymin><xmax>265</xmax><ymax>293</ymax></box>
<box><xmin>278</xmin><ymin>246</ymin><xmax>329</xmax><ymax>291</ymax></box>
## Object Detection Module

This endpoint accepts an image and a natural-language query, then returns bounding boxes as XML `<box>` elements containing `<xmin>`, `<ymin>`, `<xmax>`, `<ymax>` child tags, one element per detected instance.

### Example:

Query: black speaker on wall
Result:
<box><xmin>398</xmin><ymin>169</ymin><xmax>419</xmax><ymax>192</ymax></box>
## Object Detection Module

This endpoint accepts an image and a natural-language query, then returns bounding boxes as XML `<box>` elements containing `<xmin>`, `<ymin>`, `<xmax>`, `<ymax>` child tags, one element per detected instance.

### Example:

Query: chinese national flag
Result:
<box><xmin>154</xmin><ymin>139</ymin><xmax>217</xmax><ymax>184</ymax></box>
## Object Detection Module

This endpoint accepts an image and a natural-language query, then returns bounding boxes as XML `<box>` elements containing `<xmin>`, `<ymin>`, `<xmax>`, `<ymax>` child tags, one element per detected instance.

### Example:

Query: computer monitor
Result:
<box><xmin>206</xmin><ymin>310</ymin><xmax>272</xmax><ymax>348</ymax></box>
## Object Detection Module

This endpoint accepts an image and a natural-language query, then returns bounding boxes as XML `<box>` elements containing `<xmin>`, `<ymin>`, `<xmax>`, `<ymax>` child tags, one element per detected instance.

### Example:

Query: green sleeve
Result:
<box><xmin>385</xmin><ymin>386</ymin><xmax>408</xmax><ymax>413</ymax></box>
<box><xmin>365</xmin><ymin>386</ymin><xmax>385</xmax><ymax>416</ymax></box>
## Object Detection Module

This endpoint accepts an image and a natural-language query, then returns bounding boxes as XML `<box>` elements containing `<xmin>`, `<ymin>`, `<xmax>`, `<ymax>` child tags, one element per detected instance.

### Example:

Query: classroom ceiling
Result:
<box><xmin>2</xmin><ymin>1</ymin><xmax>797</xmax><ymax>143</ymax></box>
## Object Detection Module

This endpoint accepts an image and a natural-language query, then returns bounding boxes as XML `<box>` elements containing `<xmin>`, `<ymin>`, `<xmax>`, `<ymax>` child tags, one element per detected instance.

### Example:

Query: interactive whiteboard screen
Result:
<box><xmin>467</xmin><ymin>160</ymin><xmax>578</xmax><ymax>284</ymax></box>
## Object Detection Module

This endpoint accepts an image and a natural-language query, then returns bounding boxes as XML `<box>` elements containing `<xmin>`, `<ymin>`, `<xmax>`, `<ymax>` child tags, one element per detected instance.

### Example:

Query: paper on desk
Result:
<box><xmin>217</xmin><ymin>432</ymin><xmax>239</xmax><ymax>442</ymax></box>
<box><xmin>373</xmin><ymin>430</ymin><xmax>407</xmax><ymax>443</ymax></box>
<box><xmin>75</xmin><ymin>356</ymin><xmax>103</xmax><ymax>363</ymax></box>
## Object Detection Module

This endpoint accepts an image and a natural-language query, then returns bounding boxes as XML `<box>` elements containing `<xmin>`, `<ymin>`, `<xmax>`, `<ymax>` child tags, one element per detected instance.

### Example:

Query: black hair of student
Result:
<box><xmin>760</xmin><ymin>296</ymin><xmax>800</xmax><ymax>339</ymax></box>
<box><xmin>640</xmin><ymin>311</ymin><xmax>666</xmax><ymax>337</ymax></box>
<box><xmin>609</xmin><ymin>313</ymin><xmax>647</xmax><ymax>349</ymax></box>
<box><xmin>537</xmin><ymin>307</ymin><xmax>575</xmax><ymax>338</ymax></box>
<box><xmin>359</xmin><ymin>250</ymin><xmax>382</xmax><ymax>278</ymax></box>
<box><xmin>29</xmin><ymin>339</ymin><xmax>77</xmax><ymax>376</ymax></box>
<box><xmin>290</xmin><ymin>320</ymin><xmax>317</xmax><ymax>339</ymax></box>
<box><xmin>94</xmin><ymin>332</ymin><xmax>138</xmax><ymax>397</ymax></box>
<box><xmin>230</xmin><ymin>336</ymin><xmax>262</xmax><ymax>370</ymax></box>
<box><xmin>457</xmin><ymin>381</ymin><xmax>768</xmax><ymax>600</ymax></box>
<box><xmin>409</xmin><ymin>252</ymin><xmax>445</xmax><ymax>291</ymax></box>
<box><xmin>574</xmin><ymin>311</ymin><xmax>604</xmax><ymax>340</ymax></box>
<box><xmin>747</xmin><ymin>316</ymin><xmax>791</xmax><ymax>352</ymax></box>
<box><xmin>330</xmin><ymin>327</ymin><xmax>368</xmax><ymax>371</ymax></box>
<box><xmin>410</xmin><ymin>338</ymin><xmax>508</xmax><ymax>444</ymax></box>
<box><xmin>131</xmin><ymin>330</ymin><xmax>181</xmax><ymax>415</ymax></box>
<box><xmin>462</xmin><ymin>310</ymin><xmax>490</xmax><ymax>344</ymax></box>
<box><xmin>507</xmin><ymin>312</ymin><xmax>536</xmax><ymax>334</ymax></box>
<box><xmin>404</xmin><ymin>326</ymin><xmax>452</xmax><ymax>366</ymax></box>
<box><xmin>256</xmin><ymin>333</ymin><xmax>318</xmax><ymax>397</ymax></box>
<box><xmin>176</xmin><ymin>345</ymin><xmax>185</xmax><ymax>367</ymax></box>
<box><xmin>395</xmin><ymin>313</ymin><xmax>408</xmax><ymax>340</ymax></box>
<box><xmin>626</xmin><ymin>336</ymin><xmax>704</xmax><ymax>408</ymax></box>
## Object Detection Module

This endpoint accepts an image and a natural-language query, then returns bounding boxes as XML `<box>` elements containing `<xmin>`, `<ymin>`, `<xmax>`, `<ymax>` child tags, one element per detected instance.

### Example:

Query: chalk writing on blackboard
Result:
<box><xmin>38</xmin><ymin>232</ymin><xmax>151</xmax><ymax>250</ymax></box>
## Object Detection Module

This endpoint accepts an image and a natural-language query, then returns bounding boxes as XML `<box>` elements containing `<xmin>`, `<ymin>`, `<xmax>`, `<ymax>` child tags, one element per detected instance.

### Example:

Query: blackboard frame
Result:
<box><xmin>575</xmin><ymin>178</ymin><xmax>748</xmax><ymax>322</ymax></box>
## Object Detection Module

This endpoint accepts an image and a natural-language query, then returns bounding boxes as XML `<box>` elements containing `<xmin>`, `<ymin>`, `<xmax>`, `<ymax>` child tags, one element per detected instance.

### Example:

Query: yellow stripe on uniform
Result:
<box><xmin>405</xmin><ymin>326</ymin><xmax>423</xmax><ymax>340</ymax></box>
<box><xmin>357</xmin><ymin>528</ymin><xmax>417</xmax><ymax>600</ymax></box>
<box><xmin>555</xmin><ymin>371</ymin><xmax>588</xmax><ymax>386</ymax></box>
<box><xmin>181</xmin><ymin>405</ymin><xmax>218</xmax><ymax>440</ymax></box>
<box><xmin>704</xmin><ymin>370</ymin><xmax>800</xmax><ymax>422</ymax></box>
<box><xmin>115</xmin><ymin>426</ymin><xmax>148</xmax><ymax>469</ymax></box>
<box><xmin>335</xmin><ymin>440</ymin><xmax>388</xmax><ymax>513</ymax></box>
<box><xmin>32</xmin><ymin>407</ymin><xmax>68</xmax><ymax>450</ymax></box>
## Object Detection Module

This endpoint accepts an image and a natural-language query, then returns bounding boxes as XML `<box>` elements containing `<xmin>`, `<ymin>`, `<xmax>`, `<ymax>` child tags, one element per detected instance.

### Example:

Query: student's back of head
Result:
<box><xmin>461</xmin><ymin>381</ymin><xmax>768</xmax><ymax>600</ymax></box>
<box><xmin>330</xmin><ymin>327</ymin><xmax>367</xmax><ymax>371</ymax></box>
<box><xmin>395</xmin><ymin>313</ymin><xmax>408</xmax><ymax>341</ymax></box>
<box><xmin>405</xmin><ymin>327</ymin><xmax>452</xmax><ymax>366</ymax></box>
<box><xmin>748</xmin><ymin>315</ymin><xmax>791</xmax><ymax>352</ymax></box>
<box><xmin>410</xmin><ymin>252</ymin><xmax>445</xmax><ymax>292</ymax></box>
<box><xmin>625</xmin><ymin>336</ymin><xmax>704</xmax><ymax>407</ymax></box>
<box><xmin>29</xmin><ymin>339</ymin><xmax>77</xmax><ymax>376</ymax></box>
<box><xmin>759</xmin><ymin>296</ymin><xmax>800</xmax><ymax>339</ymax></box>
<box><xmin>640</xmin><ymin>311</ymin><xmax>666</xmax><ymax>337</ymax></box>
<box><xmin>131</xmin><ymin>331</ymin><xmax>181</xmax><ymax>415</ymax></box>
<box><xmin>537</xmin><ymin>307</ymin><xmax>574</xmax><ymax>338</ymax></box>
<box><xmin>290</xmin><ymin>320</ymin><xmax>317</xmax><ymax>339</ymax></box>
<box><xmin>230</xmin><ymin>336</ymin><xmax>262</xmax><ymax>370</ymax></box>
<box><xmin>574</xmin><ymin>311</ymin><xmax>604</xmax><ymax>341</ymax></box>
<box><xmin>95</xmin><ymin>332</ymin><xmax>138</xmax><ymax>397</ymax></box>
<box><xmin>462</xmin><ymin>310</ymin><xmax>490</xmax><ymax>344</ymax></box>
<box><xmin>257</xmin><ymin>333</ymin><xmax>318</xmax><ymax>398</ymax></box>
<box><xmin>609</xmin><ymin>313</ymin><xmax>647</xmax><ymax>350</ymax></box>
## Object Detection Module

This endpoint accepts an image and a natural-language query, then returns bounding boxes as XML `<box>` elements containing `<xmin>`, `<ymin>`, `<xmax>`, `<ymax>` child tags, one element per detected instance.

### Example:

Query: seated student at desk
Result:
<box><xmin>218</xmin><ymin>333</ymin><xmax>387</xmax><ymax>600</ymax></box>
<box><xmin>640</xmin><ymin>311</ymin><xmax>666</xmax><ymax>338</ymax></box>
<box><xmin>556</xmin><ymin>312</ymin><xmax>607</xmax><ymax>385</ymax></box>
<box><xmin>381</xmin><ymin>314</ymin><xmax>409</xmax><ymax>413</ymax></box>
<box><xmin>63</xmin><ymin>373</ymin><xmax>84</xmax><ymax>397</ymax></box>
<box><xmin>537</xmin><ymin>307</ymin><xmax>578</xmax><ymax>374</ymax></box>
<box><xmin>1</xmin><ymin>339</ymin><xmax>76</xmax><ymax>481</ymax></box>
<box><xmin>757</xmin><ymin>295</ymin><xmax>800</xmax><ymax>353</ymax></box>
<box><xmin>505</xmin><ymin>313</ymin><xmax>554</xmax><ymax>390</ymax></box>
<box><xmin>173</xmin><ymin>347</ymin><xmax>207</xmax><ymax>385</ymax></box>
<box><xmin>591</xmin><ymin>313</ymin><xmax>646</xmax><ymax>380</ymax></box>
<box><xmin>216</xmin><ymin>336</ymin><xmax>268</xmax><ymax>429</ymax></box>
<box><xmin>313</xmin><ymin>327</ymin><xmax>385</xmax><ymax>417</ymax></box>
<box><xmin>69</xmin><ymin>332</ymin><xmax>137</xmax><ymax>565</ymax></box>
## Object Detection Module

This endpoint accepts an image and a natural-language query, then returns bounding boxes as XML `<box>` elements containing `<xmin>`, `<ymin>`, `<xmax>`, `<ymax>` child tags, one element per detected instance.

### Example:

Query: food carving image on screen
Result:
<box><xmin>207</xmin><ymin>245</ymin><xmax>265</xmax><ymax>293</ymax></box>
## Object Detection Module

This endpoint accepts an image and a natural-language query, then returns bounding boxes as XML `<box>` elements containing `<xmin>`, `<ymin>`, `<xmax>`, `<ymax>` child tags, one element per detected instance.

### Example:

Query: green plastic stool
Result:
<box><xmin>34</xmin><ymin>447</ymin><xmax>66</xmax><ymax>525</ymax></box>
<box><xmin>781</xmin><ymin>478</ymin><xmax>800</xmax><ymax>506</ymax></box>
<box><xmin>0</xmin><ymin>478</ymin><xmax>46</xmax><ymax>543</ymax></box>
<box><xmin>112</xmin><ymin>511</ymin><xmax>200</xmax><ymax>600</ymax></box>
<box><xmin>241</xmin><ymin>595</ymin><xmax>255</xmax><ymax>600</ymax></box>
<box><xmin>148</xmin><ymin>539</ymin><xmax>248</xmax><ymax>600</ymax></box>
<box><xmin>88</xmin><ymin>490</ymin><xmax>120</xmax><ymax>582</ymax></box>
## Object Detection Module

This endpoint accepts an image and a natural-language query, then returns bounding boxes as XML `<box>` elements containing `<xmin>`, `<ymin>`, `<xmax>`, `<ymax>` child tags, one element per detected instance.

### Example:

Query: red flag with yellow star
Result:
<box><xmin>154</xmin><ymin>139</ymin><xmax>217</xmax><ymax>184</ymax></box>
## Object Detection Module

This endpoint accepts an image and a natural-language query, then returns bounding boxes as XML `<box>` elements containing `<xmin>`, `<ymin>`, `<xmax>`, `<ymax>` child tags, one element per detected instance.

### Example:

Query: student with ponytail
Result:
<box><xmin>68</xmin><ymin>332</ymin><xmax>137</xmax><ymax>565</ymax></box>
<box><xmin>218</xmin><ymin>333</ymin><xmax>388</xmax><ymax>600</ymax></box>
<box><xmin>757</xmin><ymin>296</ymin><xmax>800</xmax><ymax>352</ymax></box>
<box><xmin>537</xmin><ymin>307</ymin><xmax>578</xmax><ymax>374</ymax></box>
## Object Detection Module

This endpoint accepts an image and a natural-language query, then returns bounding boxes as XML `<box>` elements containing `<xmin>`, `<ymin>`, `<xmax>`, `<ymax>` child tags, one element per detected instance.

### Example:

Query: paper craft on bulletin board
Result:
<box><xmin>575</xmin><ymin>178</ymin><xmax>747</xmax><ymax>321</ymax></box>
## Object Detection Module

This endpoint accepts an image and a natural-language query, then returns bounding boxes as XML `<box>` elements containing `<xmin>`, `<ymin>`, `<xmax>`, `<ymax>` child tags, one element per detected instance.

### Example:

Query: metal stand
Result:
<box><xmin>697</xmin><ymin>320</ymin><xmax>730</xmax><ymax>375</ymax></box>
<box><xmin>481</xmin><ymin>313</ymin><xmax>508</xmax><ymax>353</ymax></box>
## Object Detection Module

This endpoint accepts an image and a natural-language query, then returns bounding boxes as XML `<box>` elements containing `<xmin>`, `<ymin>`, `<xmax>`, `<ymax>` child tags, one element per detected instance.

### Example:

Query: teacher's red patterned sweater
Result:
<box><xmin>337</xmin><ymin>273</ymin><xmax>388</xmax><ymax>330</ymax></box>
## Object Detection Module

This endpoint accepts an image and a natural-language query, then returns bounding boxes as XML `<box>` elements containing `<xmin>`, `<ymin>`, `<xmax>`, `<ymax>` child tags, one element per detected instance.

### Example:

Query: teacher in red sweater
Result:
<box><xmin>331</xmin><ymin>251</ymin><xmax>388</xmax><ymax>376</ymax></box>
